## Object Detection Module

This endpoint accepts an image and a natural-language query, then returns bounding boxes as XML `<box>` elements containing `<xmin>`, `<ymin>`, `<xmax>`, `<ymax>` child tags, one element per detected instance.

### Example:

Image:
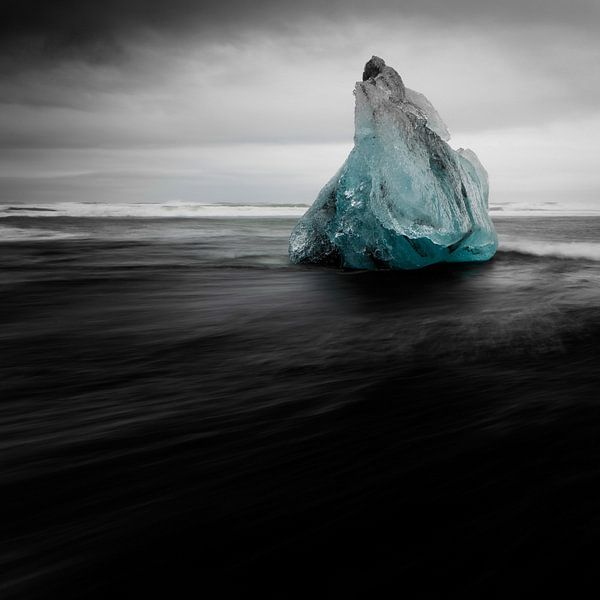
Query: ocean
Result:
<box><xmin>2</xmin><ymin>207</ymin><xmax>600</xmax><ymax>598</ymax></box>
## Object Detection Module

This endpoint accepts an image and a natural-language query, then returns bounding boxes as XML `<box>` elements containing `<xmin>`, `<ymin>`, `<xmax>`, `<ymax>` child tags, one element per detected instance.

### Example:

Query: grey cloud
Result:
<box><xmin>1</xmin><ymin>1</ymin><xmax>599</xmax><ymax>208</ymax></box>
<box><xmin>1</xmin><ymin>0</ymin><xmax>599</xmax><ymax>151</ymax></box>
<box><xmin>2</xmin><ymin>0</ymin><xmax>599</xmax><ymax>66</ymax></box>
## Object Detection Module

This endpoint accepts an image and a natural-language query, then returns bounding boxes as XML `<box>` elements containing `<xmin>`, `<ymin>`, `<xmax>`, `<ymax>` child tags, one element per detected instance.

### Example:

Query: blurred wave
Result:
<box><xmin>500</xmin><ymin>239</ymin><xmax>600</xmax><ymax>261</ymax></box>
<box><xmin>1</xmin><ymin>202</ymin><xmax>310</xmax><ymax>219</ymax></box>
<box><xmin>0</xmin><ymin>224</ymin><xmax>88</xmax><ymax>241</ymax></box>
<box><xmin>2</xmin><ymin>214</ymin><xmax>600</xmax><ymax>598</ymax></box>
<box><xmin>3</xmin><ymin>200</ymin><xmax>600</xmax><ymax>220</ymax></box>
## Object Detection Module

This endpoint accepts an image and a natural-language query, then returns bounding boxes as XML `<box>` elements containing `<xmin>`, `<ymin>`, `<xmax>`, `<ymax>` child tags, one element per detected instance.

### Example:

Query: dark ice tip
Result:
<box><xmin>362</xmin><ymin>56</ymin><xmax>386</xmax><ymax>81</ymax></box>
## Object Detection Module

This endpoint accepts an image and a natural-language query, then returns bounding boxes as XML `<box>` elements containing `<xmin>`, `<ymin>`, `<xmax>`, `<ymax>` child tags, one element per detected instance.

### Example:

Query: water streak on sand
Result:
<box><xmin>2</xmin><ymin>214</ymin><xmax>600</xmax><ymax>598</ymax></box>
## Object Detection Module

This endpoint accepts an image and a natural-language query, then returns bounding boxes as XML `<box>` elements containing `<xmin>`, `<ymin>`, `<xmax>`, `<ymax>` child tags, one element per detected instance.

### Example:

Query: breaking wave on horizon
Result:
<box><xmin>0</xmin><ymin>202</ymin><xmax>310</xmax><ymax>219</ymax></box>
<box><xmin>498</xmin><ymin>240</ymin><xmax>600</xmax><ymax>262</ymax></box>
<box><xmin>2</xmin><ymin>200</ymin><xmax>600</xmax><ymax>220</ymax></box>
<box><xmin>2</xmin><ymin>208</ymin><xmax>600</xmax><ymax>265</ymax></box>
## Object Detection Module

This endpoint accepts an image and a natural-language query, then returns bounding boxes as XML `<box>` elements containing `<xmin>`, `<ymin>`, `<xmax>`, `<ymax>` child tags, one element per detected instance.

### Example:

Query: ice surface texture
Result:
<box><xmin>289</xmin><ymin>56</ymin><xmax>498</xmax><ymax>269</ymax></box>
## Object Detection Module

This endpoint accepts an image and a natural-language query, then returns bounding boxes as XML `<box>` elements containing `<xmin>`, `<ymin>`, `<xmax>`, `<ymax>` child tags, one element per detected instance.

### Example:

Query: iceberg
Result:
<box><xmin>289</xmin><ymin>56</ymin><xmax>498</xmax><ymax>269</ymax></box>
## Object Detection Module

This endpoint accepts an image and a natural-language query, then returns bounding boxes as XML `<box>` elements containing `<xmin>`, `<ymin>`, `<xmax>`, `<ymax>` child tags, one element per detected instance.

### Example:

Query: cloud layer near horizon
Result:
<box><xmin>1</xmin><ymin>0</ymin><xmax>599</xmax><ymax>207</ymax></box>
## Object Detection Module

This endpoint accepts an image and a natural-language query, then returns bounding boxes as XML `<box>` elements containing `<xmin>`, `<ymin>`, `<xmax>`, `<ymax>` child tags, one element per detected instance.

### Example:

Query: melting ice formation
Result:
<box><xmin>289</xmin><ymin>56</ymin><xmax>498</xmax><ymax>269</ymax></box>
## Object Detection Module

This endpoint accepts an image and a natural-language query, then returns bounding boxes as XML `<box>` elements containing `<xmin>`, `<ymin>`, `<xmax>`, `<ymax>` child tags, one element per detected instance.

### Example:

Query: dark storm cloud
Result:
<box><xmin>1</xmin><ymin>0</ymin><xmax>599</xmax><ymax>207</ymax></box>
<box><xmin>2</xmin><ymin>0</ymin><xmax>599</xmax><ymax>65</ymax></box>
<box><xmin>0</xmin><ymin>0</ymin><xmax>599</xmax><ymax>210</ymax></box>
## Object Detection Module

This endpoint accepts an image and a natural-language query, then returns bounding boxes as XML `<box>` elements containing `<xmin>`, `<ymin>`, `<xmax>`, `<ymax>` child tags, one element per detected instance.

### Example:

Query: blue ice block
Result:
<box><xmin>289</xmin><ymin>56</ymin><xmax>497</xmax><ymax>269</ymax></box>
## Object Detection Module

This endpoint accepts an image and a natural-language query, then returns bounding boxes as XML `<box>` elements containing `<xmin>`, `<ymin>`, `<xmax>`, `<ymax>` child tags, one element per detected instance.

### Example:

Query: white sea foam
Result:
<box><xmin>0</xmin><ymin>225</ymin><xmax>87</xmax><ymax>241</ymax></box>
<box><xmin>489</xmin><ymin>203</ymin><xmax>600</xmax><ymax>217</ymax></box>
<box><xmin>0</xmin><ymin>202</ymin><xmax>309</xmax><ymax>219</ymax></box>
<box><xmin>2</xmin><ymin>201</ymin><xmax>600</xmax><ymax>262</ymax></box>
<box><xmin>500</xmin><ymin>239</ymin><xmax>600</xmax><ymax>261</ymax></box>
<box><xmin>3</xmin><ymin>201</ymin><xmax>599</xmax><ymax>220</ymax></box>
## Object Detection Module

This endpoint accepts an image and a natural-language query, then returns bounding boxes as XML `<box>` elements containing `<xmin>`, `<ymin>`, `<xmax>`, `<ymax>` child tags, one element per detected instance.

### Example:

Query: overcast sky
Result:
<box><xmin>1</xmin><ymin>0</ymin><xmax>599</xmax><ymax>209</ymax></box>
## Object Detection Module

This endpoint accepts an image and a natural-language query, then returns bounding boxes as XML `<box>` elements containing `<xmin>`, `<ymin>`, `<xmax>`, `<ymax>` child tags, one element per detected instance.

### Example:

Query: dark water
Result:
<box><xmin>2</xmin><ymin>215</ymin><xmax>600</xmax><ymax>598</ymax></box>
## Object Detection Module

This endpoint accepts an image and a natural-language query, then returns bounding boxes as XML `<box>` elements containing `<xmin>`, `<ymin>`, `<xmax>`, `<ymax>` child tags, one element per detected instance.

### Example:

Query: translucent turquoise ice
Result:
<box><xmin>289</xmin><ymin>56</ymin><xmax>498</xmax><ymax>269</ymax></box>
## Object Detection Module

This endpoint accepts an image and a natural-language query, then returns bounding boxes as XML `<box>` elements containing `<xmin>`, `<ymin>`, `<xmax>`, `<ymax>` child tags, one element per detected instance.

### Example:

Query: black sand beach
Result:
<box><xmin>2</xmin><ymin>215</ymin><xmax>600</xmax><ymax>598</ymax></box>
